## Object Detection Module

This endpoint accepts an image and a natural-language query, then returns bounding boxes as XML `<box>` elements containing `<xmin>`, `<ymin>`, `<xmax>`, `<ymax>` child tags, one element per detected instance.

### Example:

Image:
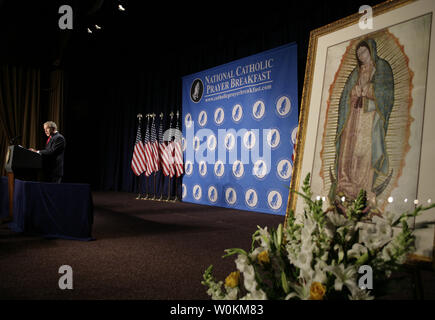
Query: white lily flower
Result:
<box><xmin>293</xmin><ymin>251</ymin><xmax>312</xmax><ymax>275</ymax></box>
<box><xmin>249</xmin><ymin>247</ymin><xmax>263</xmax><ymax>261</ymax></box>
<box><xmin>206</xmin><ymin>280</ymin><xmax>225</xmax><ymax>300</ymax></box>
<box><xmin>235</xmin><ymin>254</ymin><xmax>262</xmax><ymax>294</ymax></box>
<box><xmin>225</xmin><ymin>287</ymin><xmax>239</xmax><ymax>300</ymax></box>
<box><xmin>381</xmin><ymin>245</ymin><xmax>393</xmax><ymax>262</ymax></box>
<box><xmin>320</xmin><ymin>251</ymin><xmax>329</xmax><ymax>262</ymax></box>
<box><xmin>289</xmin><ymin>282</ymin><xmax>311</xmax><ymax>300</ymax></box>
<box><xmin>241</xmin><ymin>289</ymin><xmax>267</xmax><ymax>300</ymax></box>
<box><xmin>327</xmin><ymin>264</ymin><xmax>358</xmax><ymax>293</ymax></box>
<box><xmin>347</xmin><ymin>243</ymin><xmax>368</xmax><ymax>260</ymax></box>
<box><xmin>334</xmin><ymin>244</ymin><xmax>345</xmax><ymax>263</ymax></box>
<box><xmin>285</xmin><ymin>292</ymin><xmax>298</xmax><ymax>300</ymax></box>
<box><xmin>348</xmin><ymin>288</ymin><xmax>375</xmax><ymax>300</ymax></box>
<box><xmin>313</xmin><ymin>260</ymin><xmax>328</xmax><ymax>283</ymax></box>
<box><xmin>255</xmin><ymin>226</ymin><xmax>270</xmax><ymax>250</ymax></box>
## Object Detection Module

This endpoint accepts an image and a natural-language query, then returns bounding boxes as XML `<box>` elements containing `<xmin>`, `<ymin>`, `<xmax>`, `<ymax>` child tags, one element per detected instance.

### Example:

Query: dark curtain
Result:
<box><xmin>47</xmin><ymin>69</ymin><xmax>64</xmax><ymax>132</ymax></box>
<box><xmin>0</xmin><ymin>65</ymin><xmax>41</xmax><ymax>175</ymax></box>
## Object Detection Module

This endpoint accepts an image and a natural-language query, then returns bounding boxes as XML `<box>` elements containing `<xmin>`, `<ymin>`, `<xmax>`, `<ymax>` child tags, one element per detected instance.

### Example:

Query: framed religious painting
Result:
<box><xmin>286</xmin><ymin>0</ymin><xmax>435</xmax><ymax>267</ymax></box>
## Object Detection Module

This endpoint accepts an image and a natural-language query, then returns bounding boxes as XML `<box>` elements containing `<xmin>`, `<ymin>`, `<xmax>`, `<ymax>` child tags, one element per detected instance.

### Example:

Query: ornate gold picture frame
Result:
<box><xmin>286</xmin><ymin>0</ymin><xmax>435</xmax><ymax>267</ymax></box>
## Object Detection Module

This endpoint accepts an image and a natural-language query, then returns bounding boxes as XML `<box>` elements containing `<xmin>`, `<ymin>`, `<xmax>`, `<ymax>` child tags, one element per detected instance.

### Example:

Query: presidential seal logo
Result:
<box><xmin>252</xmin><ymin>100</ymin><xmax>265</xmax><ymax>120</ymax></box>
<box><xmin>214</xmin><ymin>107</ymin><xmax>224</xmax><ymax>125</ymax></box>
<box><xmin>193</xmin><ymin>185</ymin><xmax>202</xmax><ymax>201</ymax></box>
<box><xmin>232</xmin><ymin>104</ymin><xmax>243</xmax><ymax>123</ymax></box>
<box><xmin>184</xmin><ymin>161</ymin><xmax>194</xmax><ymax>176</ymax></box>
<box><xmin>224</xmin><ymin>133</ymin><xmax>235</xmax><ymax>151</ymax></box>
<box><xmin>193</xmin><ymin>136</ymin><xmax>201</xmax><ymax>151</ymax></box>
<box><xmin>182</xmin><ymin>184</ymin><xmax>187</xmax><ymax>199</ymax></box>
<box><xmin>214</xmin><ymin>160</ymin><xmax>225</xmax><ymax>178</ymax></box>
<box><xmin>276</xmin><ymin>96</ymin><xmax>291</xmax><ymax>117</ymax></box>
<box><xmin>207</xmin><ymin>134</ymin><xmax>217</xmax><ymax>151</ymax></box>
<box><xmin>199</xmin><ymin>161</ymin><xmax>207</xmax><ymax>177</ymax></box>
<box><xmin>208</xmin><ymin>186</ymin><xmax>218</xmax><ymax>203</ymax></box>
<box><xmin>185</xmin><ymin>113</ymin><xmax>193</xmax><ymax>128</ymax></box>
<box><xmin>245</xmin><ymin>189</ymin><xmax>258</xmax><ymax>208</ymax></box>
<box><xmin>190</xmin><ymin>79</ymin><xmax>203</xmax><ymax>103</ymax></box>
<box><xmin>225</xmin><ymin>187</ymin><xmax>237</xmax><ymax>205</ymax></box>
<box><xmin>243</xmin><ymin>130</ymin><xmax>256</xmax><ymax>150</ymax></box>
<box><xmin>266</xmin><ymin>128</ymin><xmax>280</xmax><ymax>149</ymax></box>
<box><xmin>267</xmin><ymin>190</ymin><xmax>283</xmax><ymax>211</ymax></box>
<box><xmin>181</xmin><ymin>137</ymin><xmax>187</xmax><ymax>152</ymax></box>
<box><xmin>277</xmin><ymin>159</ymin><xmax>292</xmax><ymax>180</ymax></box>
<box><xmin>198</xmin><ymin>111</ymin><xmax>207</xmax><ymax>127</ymax></box>
<box><xmin>232</xmin><ymin>160</ymin><xmax>244</xmax><ymax>179</ymax></box>
<box><xmin>253</xmin><ymin>159</ymin><xmax>268</xmax><ymax>179</ymax></box>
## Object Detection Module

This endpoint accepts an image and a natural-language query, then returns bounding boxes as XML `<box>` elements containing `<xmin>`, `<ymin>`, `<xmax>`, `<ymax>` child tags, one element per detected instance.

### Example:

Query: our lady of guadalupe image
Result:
<box><xmin>334</xmin><ymin>38</ymin><xmax>394</xmax><ymax>208</ymax></box>
<box><xmin>313</xmin><ymin>14</ymin><xmax>431</xmax><ymax>216</ymax></box>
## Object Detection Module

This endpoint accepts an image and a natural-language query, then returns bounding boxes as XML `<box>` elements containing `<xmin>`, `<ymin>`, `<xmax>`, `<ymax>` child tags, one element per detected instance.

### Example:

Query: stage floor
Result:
<box><xmin>0</xmin><ymin>191</ymin><xmax>284</xmax><ymax>299</ymax></box>
<box><xmin>0</xmin><ymin>191</ymin><xmax>434</xmax><ymax>300</ymax></box>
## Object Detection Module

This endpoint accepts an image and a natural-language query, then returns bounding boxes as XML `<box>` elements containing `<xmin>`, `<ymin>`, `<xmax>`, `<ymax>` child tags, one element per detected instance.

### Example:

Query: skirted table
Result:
<box><xmin>0</xmin><ymin>176</ymin><xmax>8</xmax><ymax>220</ymax></box>
<box><xmin>1</xmin><ymin>177</ymin><xmax>94</xmax><ymax>241</ymax></box>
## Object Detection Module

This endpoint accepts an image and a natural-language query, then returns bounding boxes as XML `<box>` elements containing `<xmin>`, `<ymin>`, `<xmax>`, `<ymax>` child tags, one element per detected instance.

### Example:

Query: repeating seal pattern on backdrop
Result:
<box><xmin>214</xmin><ymin>107</ymin><xmax>225</xmax><ymax>125</ymax></box>
<box><xmin>245</xmin><ymin>188</ymin><xmax>259</xmax><ymax>208</ymax></box>
<box><xmin>232</xmin><ymin>104</ymin><xmax>243</xmax><ymax>123</ymax></box>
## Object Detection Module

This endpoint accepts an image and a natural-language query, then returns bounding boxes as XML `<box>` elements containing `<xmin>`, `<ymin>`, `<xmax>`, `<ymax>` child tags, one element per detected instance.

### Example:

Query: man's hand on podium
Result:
<box><xmin>29</xmin><ymin>148</ymin><xmax>37</xmax><ymax>152</ymax></box>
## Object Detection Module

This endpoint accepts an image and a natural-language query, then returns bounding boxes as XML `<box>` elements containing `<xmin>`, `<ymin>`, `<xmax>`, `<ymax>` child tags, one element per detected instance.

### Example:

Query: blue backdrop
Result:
<box><xmin>181</xmin><ymin>43</ymin><xmax>298</xmax><ymax>215</ymax></box>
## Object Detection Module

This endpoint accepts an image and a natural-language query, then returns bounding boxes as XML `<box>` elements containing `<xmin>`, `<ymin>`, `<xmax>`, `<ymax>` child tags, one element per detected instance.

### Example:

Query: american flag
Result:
<box><xmin>143</xmin><ymin>117</ymin><xmax>153</xmax><ymax>176</ymax></box>
<box><xmin>150</xmin><ymin>116</ymin><xmax>160</xmax><ymax>172</ymax></box>
<box><xmin>167</xmin><ymin>116</ymin><xmax>175</xmax><ymax>178</ymax></box>
<box><xmin>131</xmin><ymin>119</ymin><xmax>147</xmax><ymax>176</ymax></box>
<box><xmin>158</xmin><ymin>115</ymin><xmax>171</xmax><ymax>177</ymax></box>
<box><xmin>173</xmin><ymin>114</ymin><xmax>184</xmax><ymax>177</ymax></box>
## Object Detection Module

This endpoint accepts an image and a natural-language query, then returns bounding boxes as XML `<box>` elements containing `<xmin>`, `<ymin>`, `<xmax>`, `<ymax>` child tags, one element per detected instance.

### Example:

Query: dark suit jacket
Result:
<box><xmin>39</xmin><ymin>132</ymin><xmax>66</xmax><ymax>179</ymax></box>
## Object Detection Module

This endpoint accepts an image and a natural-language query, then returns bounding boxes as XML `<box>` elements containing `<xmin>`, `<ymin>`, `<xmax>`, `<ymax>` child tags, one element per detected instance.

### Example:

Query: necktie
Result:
<box><xmin>46</xmin><ymin>136</ymin><xmax>51</xmax><ymax>145</ymax></box>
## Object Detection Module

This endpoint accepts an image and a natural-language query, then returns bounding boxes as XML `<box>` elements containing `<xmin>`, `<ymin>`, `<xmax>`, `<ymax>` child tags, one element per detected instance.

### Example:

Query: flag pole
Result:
<box><xmin>142</xmin><ymin>114</ymin><xmax>150</xmax><ymax>200</ymax></box>
<box><xmin>173</xmin><ymin>110</ymin><xmax>180</xmax><ymax>202</ymax></box>
<box><xmin>151</xmin><ymin>113</ymin><xmax>157</xmax><ymax>200</ymax></box>
<box><xmin>158</xmin><ymin>112</ymin><xmax>165</xmax><ymax>201</ymax></box>
<box><xmin>166</xmin><ymin>111</ymin><xmax>174</xmax><ymax>202</ymax></box>
<box><xmin>135</xmin><ymin>113</ymin><xmax>143</xmax><ymax>199</ymax></box>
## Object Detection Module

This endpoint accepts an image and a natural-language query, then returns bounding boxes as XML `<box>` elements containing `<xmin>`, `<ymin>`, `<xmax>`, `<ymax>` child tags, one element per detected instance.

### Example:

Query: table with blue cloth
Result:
<box><xmin>0</xmin><ymin>176</ymin><xmax>8</xmax><ymax>219</ymax></box>
<box><xmin>1</xmin><ymin>176</ymin><xmax>93</xmax><ymax>241</ymax></box>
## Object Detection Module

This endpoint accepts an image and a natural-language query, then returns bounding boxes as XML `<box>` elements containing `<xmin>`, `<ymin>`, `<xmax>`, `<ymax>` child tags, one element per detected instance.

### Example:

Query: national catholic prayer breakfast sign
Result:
<box><xmin>182</xmin><ymin>43</ymin><xmax>299</xmax><ymax>215</ymax></box>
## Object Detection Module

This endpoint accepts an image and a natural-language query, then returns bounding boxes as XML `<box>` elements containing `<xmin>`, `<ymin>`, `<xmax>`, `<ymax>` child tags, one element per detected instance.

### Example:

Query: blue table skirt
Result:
<box><xmin>6</xmin><ymin>178</ymin><xmax>94</xmax><ymax>241</ymax></box>
<box><xmin>1</xmin><ymin>176</ymin><xmax>8</xmax><ymax>219</ymax></box>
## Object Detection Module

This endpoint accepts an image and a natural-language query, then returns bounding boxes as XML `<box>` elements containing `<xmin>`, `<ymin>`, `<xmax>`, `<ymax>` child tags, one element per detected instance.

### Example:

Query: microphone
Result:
<box><xmin>9</xmin><ymin>135</ymin><xmax>22</xmax><ymax>145</ymax></box>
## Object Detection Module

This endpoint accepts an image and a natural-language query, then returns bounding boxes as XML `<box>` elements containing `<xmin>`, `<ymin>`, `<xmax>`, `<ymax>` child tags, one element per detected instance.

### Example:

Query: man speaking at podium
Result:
<box><xmin>29</xmin><ymin>121</ymin><xmax>65</xmax><ymax>183</ymax></box>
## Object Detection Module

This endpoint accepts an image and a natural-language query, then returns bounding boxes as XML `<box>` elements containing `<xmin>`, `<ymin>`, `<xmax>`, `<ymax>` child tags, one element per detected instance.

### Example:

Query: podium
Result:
<box><xmin>4</xmin><ymin>145</ymin><xmax>42</xmax><ymax>219</ymax></box>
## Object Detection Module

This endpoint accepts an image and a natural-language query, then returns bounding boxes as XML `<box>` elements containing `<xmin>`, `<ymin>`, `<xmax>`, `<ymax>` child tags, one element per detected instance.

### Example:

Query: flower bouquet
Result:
<box><xmin>202</xmin><ymin>173</ymin><xmax>434</xmax><ymax>300</ymax></box>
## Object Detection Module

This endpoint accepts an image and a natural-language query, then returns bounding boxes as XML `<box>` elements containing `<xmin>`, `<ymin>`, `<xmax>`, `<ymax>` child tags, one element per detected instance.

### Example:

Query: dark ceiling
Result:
<box><xmin>0</xmin><ymin>0</ymin><xmax>388</xmax><ymax>77</ymax></box>
<box><xmin>0</xmin><ymin>0</ymin><xmax>285</xmax><ymax>66</ymax></box>
<box><xmin>0</xmin><ymin>0</ymin><xmax>384</xmax><ymax>66</ymax></box>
